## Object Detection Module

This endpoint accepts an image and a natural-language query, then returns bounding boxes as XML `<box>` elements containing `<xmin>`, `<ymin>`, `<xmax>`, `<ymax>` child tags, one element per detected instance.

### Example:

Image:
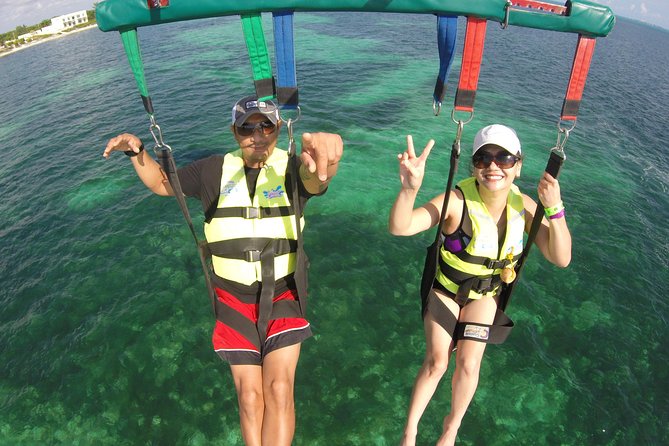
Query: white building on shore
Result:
<box><xmin>18</xmin><ymin>10</ymin><xmax>89</xmax><ymax>40</ymax></box>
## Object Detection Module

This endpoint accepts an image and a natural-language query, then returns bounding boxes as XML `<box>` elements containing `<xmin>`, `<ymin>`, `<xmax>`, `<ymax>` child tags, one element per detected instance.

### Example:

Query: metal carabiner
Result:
<box><xmin>286</xmin><ymin>117</ymin><xmax>297</xmax><ymax>157</ymax></box>
<box><xmin>433</xmin><ymin>99</ymin><xmax>442</xmax><ymax>116</ymax></box>
<box><xmin>451</xmin><ymin>108</ymin><xmax>474</xmax><ymax>127</ymax></box>
<box><xmin>280</xmin><ymin>105</ymin><xmax>301</xmax><ymax>126</ymax></box>
<box><xmin>553</xmin><ymin>127</ymin><xmax>570</xmax><ymax>159</ymax></box>
<box><xmin>452</xmin><ymin>120</ymin><xmax>465</xmax><ymax>156</ymax></box>
<box><xmin>148</xmin><ymin>115</ymin><xmax>167</xmax><ymax>147</ymax></box>
<box><xmin>500</xmin><ymin>1</ymin><xmax>512</xmax><ymax>29</ymax></box>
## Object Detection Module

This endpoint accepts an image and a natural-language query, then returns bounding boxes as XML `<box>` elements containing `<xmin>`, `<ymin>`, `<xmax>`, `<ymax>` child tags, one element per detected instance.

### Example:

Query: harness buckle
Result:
<box><xmin>245</xmin><ymin>250</ymin><xmax>261</xmax><ymax>262</ymax></box>
<box><xmin>474</xmin><ymin>276</ymin><xmax>494</xmax><ymax>293</ymax></box>
<box><xmin>243</xmin><ymin>207</ymin><xmax>260</xmax><ymax>219</ymax></box>
<box><xmin>485</xmin><ymin>259</ymin><xmax>506</xmax><ymax>269</ymax></box>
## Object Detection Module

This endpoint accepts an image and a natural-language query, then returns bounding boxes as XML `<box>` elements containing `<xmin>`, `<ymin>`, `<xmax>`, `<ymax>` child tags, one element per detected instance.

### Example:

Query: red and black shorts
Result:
<box><xmin>212</xmin><ymin>287</ymin><xmax>312</xmax><ymax>365</ymax></box>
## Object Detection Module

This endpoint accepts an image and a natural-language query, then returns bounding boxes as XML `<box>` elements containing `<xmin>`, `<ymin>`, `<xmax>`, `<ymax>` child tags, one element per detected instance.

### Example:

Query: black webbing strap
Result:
<box><xmin>256</xmin><ymin>240</ymin><xmax>276</xmax><ymax>344</ymax></box>
<box><xmin>420</xmin><ymin>141</ymin><xmax>460</xmax><ymax>312</ymax></box>
<box><xmin>454</xmin><ymin>309</ymin><xmax>514</xmax><ymax>344</ymax></box>
<box><xmin>211</xmin><ymin>205</ymin><xmax>294</xmax><ymax>219</ymax></box>
<box><xmin>288</xmin><ymin>153</ymin><xmax>309</xmax><ymax>316</ymax></box>
<box><xmin>498</xmin><ymin>150</ymin><xmax>565</xmax><ymax>312</ymax></box>
<box><xmin>207</xmin><ymin>238</ymin><xmax>297</xmax><ymax>260</ymax></box>
<box><xmin>155</xmin><ymin>148</ymin><xmax>219</xmax><ymax>317</ymax></box>
<box><xmin>215</xmin><ymin>299</ymin><xmax>262</xmax><ymax>350</ymax></box>
<box><xmin>451</xmin><ymin>250</ymin><xmax>521</xmax><ymax>269</ymax></box>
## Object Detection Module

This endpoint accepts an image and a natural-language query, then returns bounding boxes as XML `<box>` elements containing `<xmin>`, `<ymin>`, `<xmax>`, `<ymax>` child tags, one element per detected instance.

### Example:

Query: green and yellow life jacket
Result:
<box><xmin>435</xmin><ymin>177</ymin><xmax>525</xmax><ymax>301</ymax></box>
<box><xmin>204</xmin><ymin>148</ymin><xmax>304</xmax><ymax>286</ymax></box>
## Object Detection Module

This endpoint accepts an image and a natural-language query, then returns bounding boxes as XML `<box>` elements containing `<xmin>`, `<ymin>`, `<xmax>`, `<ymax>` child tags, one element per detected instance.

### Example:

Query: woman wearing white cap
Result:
<box><xmin>389</xmin><ymin>124</ymin><xmax>572</xmax><ymax>446</ymax></box>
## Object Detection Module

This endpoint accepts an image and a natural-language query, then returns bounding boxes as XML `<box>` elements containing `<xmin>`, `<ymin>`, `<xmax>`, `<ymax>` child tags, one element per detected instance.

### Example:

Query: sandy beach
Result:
<box><xmin>0</xmin><ymin>24</ymin><xmax>98</xmax><ymax>59</ymax></box>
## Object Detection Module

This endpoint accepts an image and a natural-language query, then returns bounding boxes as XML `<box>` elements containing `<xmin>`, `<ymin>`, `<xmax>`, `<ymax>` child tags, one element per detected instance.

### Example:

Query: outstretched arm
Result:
<box><xmin>102</xmin><ymin>133</ymin><xmax>175</xmax><ymax>196</ymax></box>
<box><xmin>388</xmin><ymin>135</ymin><xmax>440</xmax><ymax>236</ymax></box>
<box><xmin>524</xmin><ymin>172</ymin><xmax>572</xmax><ymax>267</ymax></box>
<box><xmin>299</xmin><ymin>132</ymin><xmax>343</xmax><ymax>195</ymax></box>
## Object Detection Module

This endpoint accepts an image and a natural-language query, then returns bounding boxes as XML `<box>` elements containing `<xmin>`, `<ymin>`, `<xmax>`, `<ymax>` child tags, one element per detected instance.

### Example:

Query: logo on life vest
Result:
<box><xmin>263</xmin><ymin>185</ymin><xmax>284</xmax><ymax>199</ymax></box>
<box><xmin>463</xmin><ymin>324</ymin><xmax>490</xmax><ymax>340</ymax></box>
<box><xmin>221</xmin><ymin>180</ymin><xmax>240</xmax><ymax>196</ymax></box>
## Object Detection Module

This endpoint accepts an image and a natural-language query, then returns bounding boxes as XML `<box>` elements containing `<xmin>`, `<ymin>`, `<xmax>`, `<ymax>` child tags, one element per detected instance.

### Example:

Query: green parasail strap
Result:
<box><xmin>120</xmin><ymin>29</ymin><xmax>154</xmax><ymax>114</ymax></box>
<box><xmin>241</xmin><ymin>13</ymin><xmax>276</xmax><ymax>101</ymax></box>
<box><xmin>118</xmin><ymin>28</ymin><xmax>219</xmax><ymax>318</ymax></box>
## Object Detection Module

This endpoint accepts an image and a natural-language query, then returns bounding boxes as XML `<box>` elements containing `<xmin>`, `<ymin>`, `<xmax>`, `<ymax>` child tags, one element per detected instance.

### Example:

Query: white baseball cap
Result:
<box><xmin>473</xmin><ymin>124</ymin><xmax>521</xmax><ymax>156</ymax></box>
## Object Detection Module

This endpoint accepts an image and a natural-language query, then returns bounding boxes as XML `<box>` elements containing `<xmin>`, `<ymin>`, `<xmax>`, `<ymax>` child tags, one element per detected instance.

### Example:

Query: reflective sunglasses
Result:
<box><xmin>472</xmin><ymin>151</ymin><xmax>520</xmax><ymax>169</ymax></box>
<box><xmin>235</xmin><ymin>120</ymin><xmax>277</xmax><ymax>137</ymax></box>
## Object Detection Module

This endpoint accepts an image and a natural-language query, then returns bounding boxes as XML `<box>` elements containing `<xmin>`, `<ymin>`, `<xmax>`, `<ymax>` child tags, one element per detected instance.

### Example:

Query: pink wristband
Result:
<box><xmin>549</xmin><ymin>209</ymin><xmax>565</xmax><ymax>220</ymax></box>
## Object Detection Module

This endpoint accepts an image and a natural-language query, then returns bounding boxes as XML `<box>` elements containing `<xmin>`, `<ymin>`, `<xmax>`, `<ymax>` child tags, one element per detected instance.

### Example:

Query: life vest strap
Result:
<box><xmin>212</xmin><ymin>205</ymin><xmax>295</xmax><ymax>219</ymax></box>
<box><xmin>451</xmin><ymin>250</ymin><xmax>521</xmax><ymax>269</ymax></box>
<box><xmin>207</xmin><ymin>238</ymin><xmax>297</xmax><ymax>261</ymax></box>
<box><xmin>438</xmin><ymin>257</ymin><xmax>502</xmax><ymax>292</ymax></box>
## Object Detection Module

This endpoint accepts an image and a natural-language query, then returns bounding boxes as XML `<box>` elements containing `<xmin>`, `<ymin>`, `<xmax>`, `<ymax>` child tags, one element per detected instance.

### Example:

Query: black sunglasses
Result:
<box><xmin>235</xmin><ymin>121</ymin><xmax>277</xmax><ymax>137</ymax></box>
<box><xmin>472</xmin><ymin>151</ymin><xmax>520</xmax><ymax>169</ymax></box>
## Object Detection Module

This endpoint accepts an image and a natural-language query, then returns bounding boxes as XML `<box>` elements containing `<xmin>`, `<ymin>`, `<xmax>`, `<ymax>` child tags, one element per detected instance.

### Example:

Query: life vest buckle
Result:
<box><xmin>243</xmin><ymin>207</ymin><xmax>261</xmax><ymax>219</ymax></box>
<box><xmin>485</xmin><ymin>258</ymin><xmax>507</xmax><ymax>270</ymax></box>
<box><xmin>245</xmin><ymin>250</ymin><xmax>262</xmax><ymax>262</ymax></box>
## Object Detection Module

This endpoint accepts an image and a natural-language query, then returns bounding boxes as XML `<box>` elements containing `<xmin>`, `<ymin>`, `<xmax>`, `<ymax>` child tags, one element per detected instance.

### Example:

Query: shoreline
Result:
<box><xmin>0</xmin><ymin>24</ymin><xmax>98</xmax><ymax>59</ymax></box>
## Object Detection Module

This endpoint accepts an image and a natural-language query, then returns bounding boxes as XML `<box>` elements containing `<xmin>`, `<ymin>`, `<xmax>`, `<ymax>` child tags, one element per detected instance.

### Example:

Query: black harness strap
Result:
<box><xmin>214</xmin><ymin>298</ymin><xmax>262</xmax><ymax>350</ymax></box>
<box><xmin>453</xmin><ymin>250</ymin><xmax>520</xmax><ymax>269</ymax></box>
<box><xmin>288</xmin><ymin>153</ymin><xmax>309</xmax><ymax>316</ymax></box>
<box><xmin>212</xmin><ymin>205</ymin><xmax>294</xmax><ymax>219</ymax></box>
<box><xmin>498</xmin><ymin>150</ymin><xmax>565</xmax><ymax>312</ymax></box>
<box><xmin>270</xmin><ymin>299</ymin><xmax>302</xmax><ymax>319</ymax></box>
<box><xmin>207</xmin><ymin>238</ymin><xmax>297</xmax><ymax>260</ymax></box>
<box><xmin>420</xmin><ymin>143</ymin><xmax>460</xmax><ymax>314</ymax></box>
<box><xmin>425</xmin><ymin>290</ymin><xmax>459</xmax><ymax>335</ymax></box>
<box><xmin>256</xmin><ymin>240</ymin><xmax>276</xmax><ymax>344</ymax></box>
<box><xmin>156</xmin><ymin>148</ymin><xmax>219</xmax><ymax>317</ymax></box>
<box><xmin>454</xmin><ymin>309</ymin><xmax>513</xmax><ymax>344</ymax></box>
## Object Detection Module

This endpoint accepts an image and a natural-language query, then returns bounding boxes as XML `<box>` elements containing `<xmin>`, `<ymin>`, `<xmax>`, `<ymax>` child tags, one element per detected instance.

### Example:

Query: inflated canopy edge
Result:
<box><xmin>96</xmin><ymin>0</ymin><xmax>614</xmax><ymax>37</ymax></box>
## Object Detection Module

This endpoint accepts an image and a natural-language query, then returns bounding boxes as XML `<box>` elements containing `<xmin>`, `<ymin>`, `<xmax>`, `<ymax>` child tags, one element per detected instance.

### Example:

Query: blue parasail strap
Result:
<box><xmin>433</xmin><ymin>15</ymin><xmax>458</xmax><ymax>113</ymax></box>
<box><xmin>273</xmin><ymin>11</ymin><xmax>299</xmax><ymax>109</ymax></box>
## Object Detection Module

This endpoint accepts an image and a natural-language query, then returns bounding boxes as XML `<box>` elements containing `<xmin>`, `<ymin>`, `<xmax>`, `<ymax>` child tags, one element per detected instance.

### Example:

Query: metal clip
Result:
<box><xmin>500</xmin><ymin>1</ymin><xmax>512</xmax><ymax>29</ymax></box>
<box><xmin>243</xmin><ymin>207</ymin><xmax>260</xmax><ymax>219</ymax></box>
<box><xmin>451</xmin><ymin>109</ymin><xmax>474</xmax><ymax>126</ymax></box>
<box><xmin>245</xmin><ymin>250</ymin><xmax>261</xmax><ymax>262</ymax></box>
<box><xmin>433</xmin><ymin>99</ymin><xmax>442</xmax><ymax>116</ymax></box>
<box><xmin>286</xmin><ymin>114</ymin><xmax>298</xmax><ymax>157</ymax></box>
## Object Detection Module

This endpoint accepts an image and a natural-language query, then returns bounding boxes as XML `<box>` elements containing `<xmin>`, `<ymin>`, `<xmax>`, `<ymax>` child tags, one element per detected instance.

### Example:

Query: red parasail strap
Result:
<box><xmin>454</xmin><ymin>17</ymin><xmax>487</xmax><ymax>113</ymax></box>
<box><xmin>561</xmin><ymin>35</ymin><xmax>596</xmax><ymax>121</ymax></box>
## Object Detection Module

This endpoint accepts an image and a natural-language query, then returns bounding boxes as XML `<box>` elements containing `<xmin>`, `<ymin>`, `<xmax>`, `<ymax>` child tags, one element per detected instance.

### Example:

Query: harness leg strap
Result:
<box><xmin>454</xmin><ymin>308</ymin><xmax>514</xmax><ymax>344</ymax></box>
<box><xmin>424</xmin><ymin>289</ymin><xmax>459</xmax><ymax>337</ymax></box>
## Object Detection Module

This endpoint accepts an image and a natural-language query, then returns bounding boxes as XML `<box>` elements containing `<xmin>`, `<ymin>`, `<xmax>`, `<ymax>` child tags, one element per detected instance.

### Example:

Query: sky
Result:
<box><xmin>0</xmin><ymin>0</ymin><xmax>668</xmax><ymax>35</ymax></box>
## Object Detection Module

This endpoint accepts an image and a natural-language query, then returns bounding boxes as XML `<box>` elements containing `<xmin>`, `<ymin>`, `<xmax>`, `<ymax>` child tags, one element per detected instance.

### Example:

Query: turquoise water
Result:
<box><xmin>1</xmin><ymin>13</ymin><xmax>668</xmax><ymax>445</ymax></box>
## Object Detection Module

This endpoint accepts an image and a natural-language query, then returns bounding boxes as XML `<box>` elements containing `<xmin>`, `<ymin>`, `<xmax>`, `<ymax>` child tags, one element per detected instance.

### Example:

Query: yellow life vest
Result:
<box><xmin>435</xmin><ymin>177</ymin><xmax>525</xmax><ymax>300</ymax></box>
<box><xmin>204</xmin><ymin>148</ymin><xmax>304</xmax><ymax>286</ymax></box>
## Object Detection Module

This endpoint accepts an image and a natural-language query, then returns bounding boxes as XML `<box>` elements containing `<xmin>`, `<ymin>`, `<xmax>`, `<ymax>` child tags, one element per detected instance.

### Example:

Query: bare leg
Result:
<box><xmin>261</xmin><ymin>343</ymin><xmax>301</xmax><ymax>446</ymax></box>
<box><xmin>436</xmin><ymin>296</ymin><xmax>498</xmax><ymax>446</ymax></box>
<box><xmin>400</xmin><ymin>295</ymin><xmax>459</xmax><ymax>446</ymax></box>
<box><xmin>230</xmin><ymin>364</ymin><xmax>264</xmax><ymax>446</ymax></box>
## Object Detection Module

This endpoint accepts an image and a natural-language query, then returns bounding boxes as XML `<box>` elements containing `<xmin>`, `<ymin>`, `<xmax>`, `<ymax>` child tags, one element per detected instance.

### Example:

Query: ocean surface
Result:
<box><xmin>1</xmin><ymin>11</ymin><xmax>668</xmax><ymax>446</ymax></box>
